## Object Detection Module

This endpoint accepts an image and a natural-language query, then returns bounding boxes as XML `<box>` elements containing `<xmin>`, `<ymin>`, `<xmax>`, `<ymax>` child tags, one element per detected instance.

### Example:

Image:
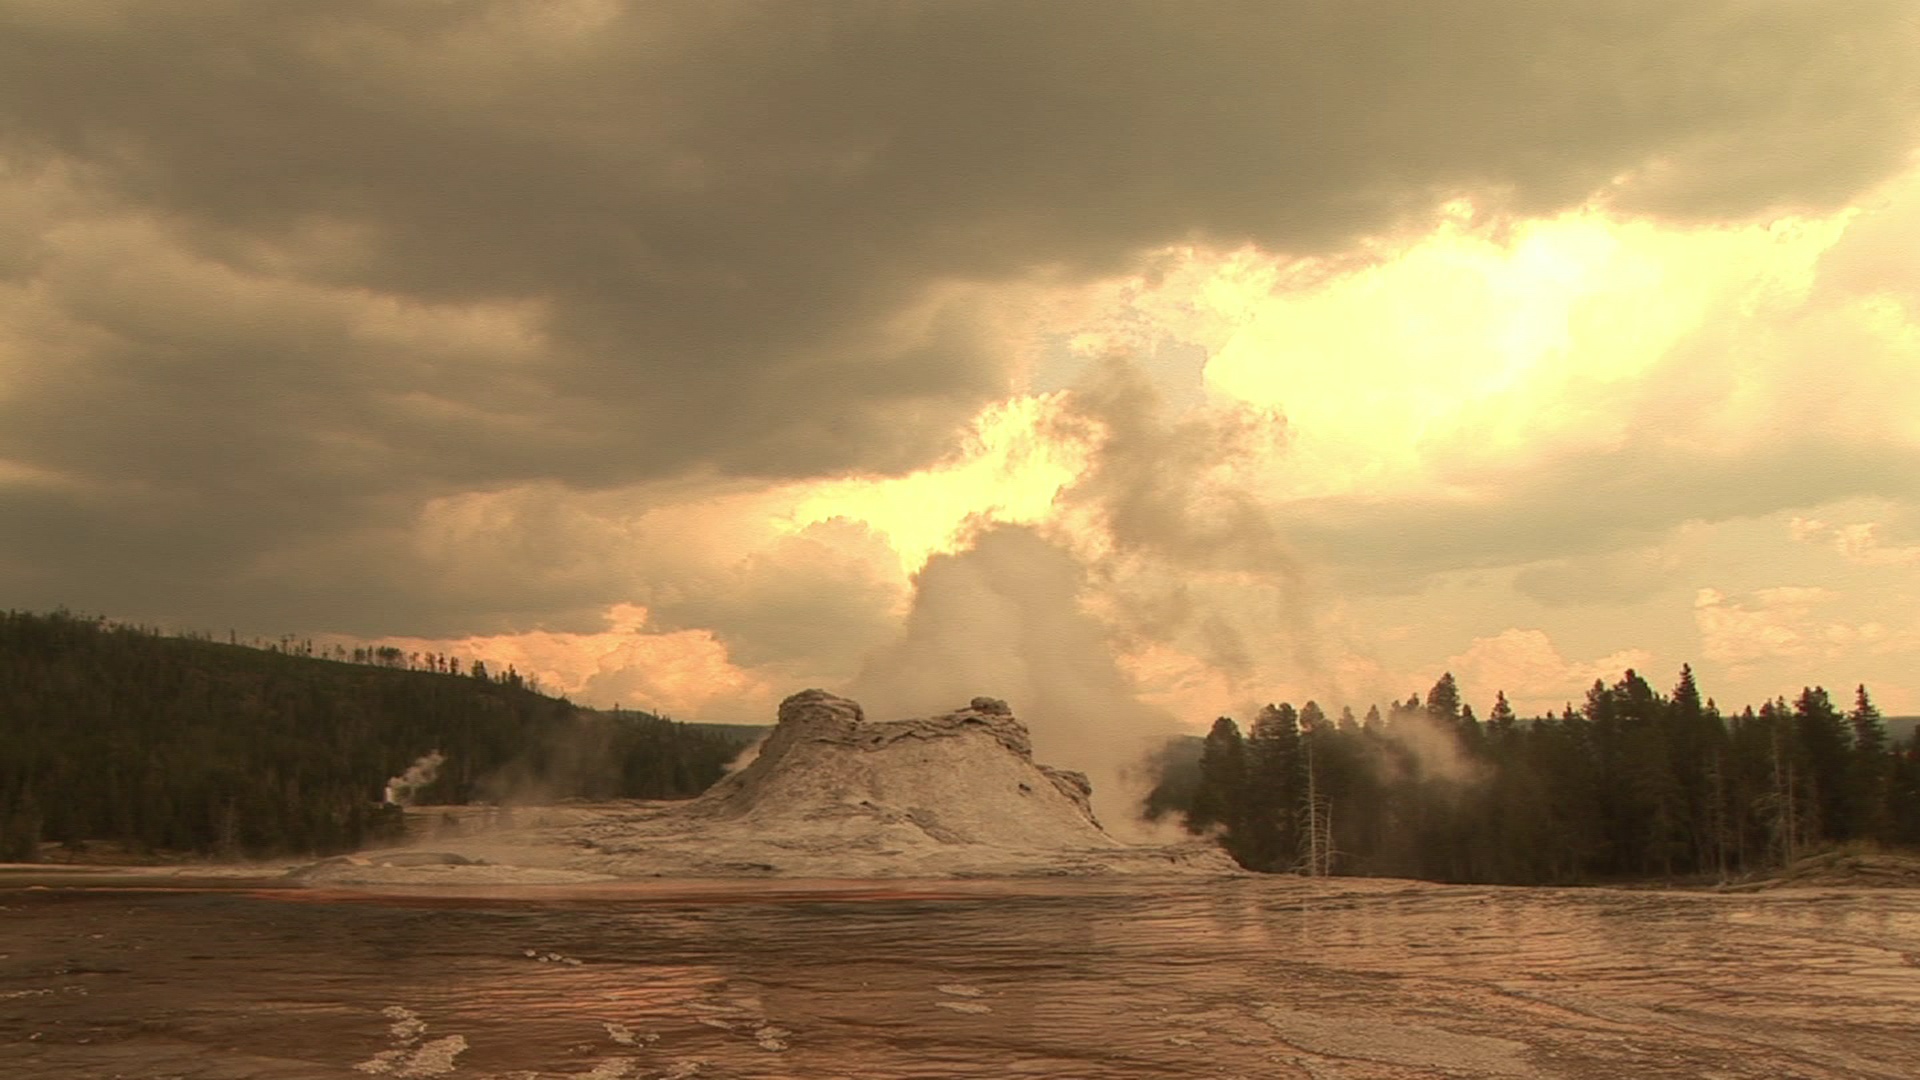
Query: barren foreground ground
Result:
<box><xmin>4</xmin><ymin>869</ymin><xmax>1918</xmax><ymax>1079</ymax></box>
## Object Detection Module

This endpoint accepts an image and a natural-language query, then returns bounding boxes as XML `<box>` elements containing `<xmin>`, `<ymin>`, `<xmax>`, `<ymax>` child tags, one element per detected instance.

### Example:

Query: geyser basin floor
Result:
<box><xmin>4</xmin><ymin>875</ymin><xmax>1918</xmax><ymax>1079</ymax></box>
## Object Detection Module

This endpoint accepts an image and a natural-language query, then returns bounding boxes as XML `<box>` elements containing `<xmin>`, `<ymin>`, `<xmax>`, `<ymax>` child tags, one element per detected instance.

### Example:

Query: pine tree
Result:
<box><xmin>1297</xmin><ymin>702</ymin><xmax>1335</xmax><ymax>876</ymax></box>
<box><xmin>1667</xmin><ymin>664</ymin><xmax>1722</xmax><ymax>877</ymax></box>
<box><xmin>1457</xmin><ymin>702</ymin><xmax>1485</xmax><ymax>757</ymax></box>
<box><xmin>1487</xmin><ymin>691</ymin><xmax>1517</xmax><ymax>738</ymax></box>
<box><xmin>1245</xmin><ymin>703</ymin><xmax>1303</xmax><ymax>872</ymax></box>
<box><xmin>1425</xmin><ymin>673</ymin><xmax>1461</xmax><ymax>724</ymax></box>
<box><xmin>1889</xmin><ymin>728</ymin><xmax>1920</xmax><ymax>847</ymax></box>
<box><xmin>1757</xmin><ymin>698</ymin><xmax>1807</xmax><ymax>864</ymax></box>
<box><xmin>1847</xmin><ymin>685</ymin><xmax>1891</xmax><ymax>843</ymax></box>
<box><xmin>1794</xmin><ymin>686</ymin><xmax>1853</xmax><ymax>843</ymax></box>
<box><xmin>1189</xmin><ymin>717</ymin><xmax>1248</xmax><ymax>840</ymax></box>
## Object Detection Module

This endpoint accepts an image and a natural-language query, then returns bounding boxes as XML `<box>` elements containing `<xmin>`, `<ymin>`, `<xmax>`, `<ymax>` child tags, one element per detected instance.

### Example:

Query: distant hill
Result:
<box><xmin>668</xmin><ymin>721</ymin><xmax>771</xmax><ymax>743</ymax></box>
<box><xmin>0</xmin><ymin>610</ymin><xmax>753</xmax><ymax>862</ymax></box>
<box><xmin>1890</xmin><ymin>717</ymin><xmax>1919</xmax><ymax>744</ymax></box>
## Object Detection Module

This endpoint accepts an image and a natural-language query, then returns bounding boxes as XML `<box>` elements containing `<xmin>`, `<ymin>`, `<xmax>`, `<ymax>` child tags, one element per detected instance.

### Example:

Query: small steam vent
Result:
<box><xmin>382</xmin><ymin>750</ymin><xmax>446</xmax><ymax>807</ymax></box>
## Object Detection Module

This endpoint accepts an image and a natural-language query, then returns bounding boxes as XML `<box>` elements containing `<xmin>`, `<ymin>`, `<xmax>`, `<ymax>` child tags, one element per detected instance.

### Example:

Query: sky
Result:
<box><xmin>5</xmin><ymin>1</ymin><xmax>1920</xmax><ymax>784</ymax></box>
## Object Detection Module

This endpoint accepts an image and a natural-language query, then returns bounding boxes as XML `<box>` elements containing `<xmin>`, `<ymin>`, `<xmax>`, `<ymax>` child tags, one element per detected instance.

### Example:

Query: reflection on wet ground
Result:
<box><xmin>3</xmin><ymin>874</ymin><xmax>1917</xmax><ymax>1078</ymax></box>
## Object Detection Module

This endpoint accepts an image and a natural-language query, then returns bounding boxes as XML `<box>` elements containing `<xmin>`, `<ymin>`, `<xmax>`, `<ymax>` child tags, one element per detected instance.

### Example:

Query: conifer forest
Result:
<box><xmin>0</xmin><ymin>610</ymin><xmax>748</xmax><ymax>861</ymax></box>
<box><xmin>1168</xmin><ymin>669</ymin><xmax>1920</xmax><ymax>884</ymax></box>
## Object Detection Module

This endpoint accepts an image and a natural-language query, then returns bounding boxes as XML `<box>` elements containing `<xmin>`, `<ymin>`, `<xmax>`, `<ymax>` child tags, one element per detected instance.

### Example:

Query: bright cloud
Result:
<box><xmin>1444</xmin><ymin>628</ymin><xmax>1656</xmax><ymax>717</ymax></box>
<box><xmin>1116</xmin><ymin>204</ymin><xmax>1851</xmax><ymax>499</ymax></box>
<box><xmin>325</xmin><ymin>603</ymin><xmax>779</xmax><ymax>724</ymax></box>
<box><xmin>783</xmin><ymin>393</ymin><xmax>1094</xmax><ymax>575</ymax></box>
<box><xmin>1693</xmin><ymin>586</ymin><xmax>1897</xmax><ymax>673</ymax></box>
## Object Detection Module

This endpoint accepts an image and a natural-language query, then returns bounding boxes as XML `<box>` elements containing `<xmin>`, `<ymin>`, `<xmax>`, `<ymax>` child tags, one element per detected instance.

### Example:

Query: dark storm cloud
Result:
<box><xmin>1512</xmin><ymin>548</ymin><xmax>1683</xmax><ymax>608</ymax></box>
<box><xmin>2</xmin><ymin>0</ymin><xmax>1916</xmax><ymax>630</ymax></box>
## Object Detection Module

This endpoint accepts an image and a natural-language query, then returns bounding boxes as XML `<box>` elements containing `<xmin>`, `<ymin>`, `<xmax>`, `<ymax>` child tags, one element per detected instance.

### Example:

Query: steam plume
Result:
<box><xmin>1055</xmin><ymin>357</ymin><xmax>1331</xmax><ymax>694</ymax></box>
<box><xmin>383</xmin><ymin>751</ymin><xmax>446</xmax><ymax>807</ymax></box>
<box><xmin>845</xmin><ymin>525</ymin><xmax>1181</xmax><ymax>839</ymax></box>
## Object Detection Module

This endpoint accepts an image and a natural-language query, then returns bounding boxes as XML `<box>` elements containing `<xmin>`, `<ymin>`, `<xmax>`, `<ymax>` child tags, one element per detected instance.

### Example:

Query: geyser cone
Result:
<box><xmin>692</xmin><ymin>689</ymin><xmax>1118</xmax><ymax>851</ymax></box>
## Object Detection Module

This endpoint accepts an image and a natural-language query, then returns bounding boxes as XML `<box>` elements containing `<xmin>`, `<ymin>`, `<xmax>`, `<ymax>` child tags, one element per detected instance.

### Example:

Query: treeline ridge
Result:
<box><xmin>0</xmin><ymin>610</ymin><xmax>750</xmax><ymax>861</ymax></box>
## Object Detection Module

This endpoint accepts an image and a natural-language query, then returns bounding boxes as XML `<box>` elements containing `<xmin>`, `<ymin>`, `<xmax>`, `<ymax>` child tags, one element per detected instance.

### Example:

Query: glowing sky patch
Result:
<box><xmin>782</xmin><ymin>394</ymin><xmax>1093</xmax><ymax>575</ymax></box>
<box><xmin>1198</xmin><ymin>204</ymin><xmax>1852</xmax><ymax>492</ymax></box>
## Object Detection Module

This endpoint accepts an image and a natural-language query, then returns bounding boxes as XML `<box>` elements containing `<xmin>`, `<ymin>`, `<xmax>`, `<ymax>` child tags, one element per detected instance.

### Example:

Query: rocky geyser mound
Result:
<box><xmin>298</xmin><ymin>690</ymin><xmax>1240</xmax><ymax>881</ymax></box>
<box><xmin>687</xmin><ymin>689</ymin><xmax>1118</xmax><ymax>850</ymax></box>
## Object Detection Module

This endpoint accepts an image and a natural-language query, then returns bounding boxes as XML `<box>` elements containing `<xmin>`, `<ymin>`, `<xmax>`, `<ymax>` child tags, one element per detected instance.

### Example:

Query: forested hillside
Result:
<box><xmin>0</xmin><ymin>610</ymin><xmax>749</xmax><ymax>861</ymax></box>
<box><xmin>1165</xmin><ymin>667</ymin><xmax>1920</xmax><ymax>884</ymax></box>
